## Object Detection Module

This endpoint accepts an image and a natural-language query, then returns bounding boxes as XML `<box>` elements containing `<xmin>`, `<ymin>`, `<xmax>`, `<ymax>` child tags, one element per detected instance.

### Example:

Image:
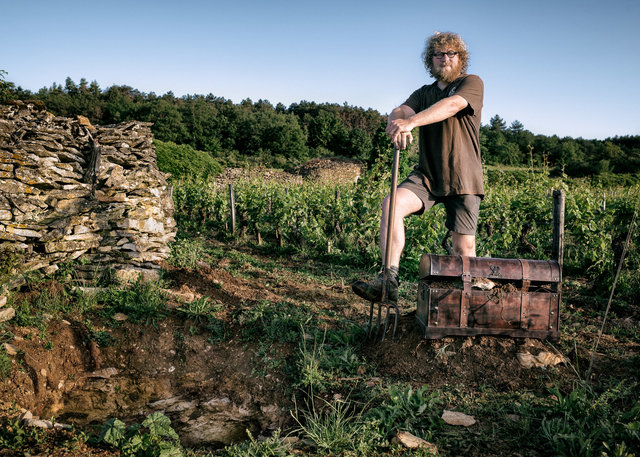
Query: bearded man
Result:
<box><xmin>352</xmin><ymin>31</ymin><xmax>484</xmax><ymax>303</ymax></box>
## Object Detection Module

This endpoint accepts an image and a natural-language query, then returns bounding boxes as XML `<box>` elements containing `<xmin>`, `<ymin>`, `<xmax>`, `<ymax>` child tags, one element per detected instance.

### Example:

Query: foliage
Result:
<box><xmin>234</xmin><ymin>300</ymin><xmax>314</xmax><ymax>343</ymax></box>
<box><xmin>292</xmin><ymin>397</ymin><xmax>385</xmax><ymax>456</ymax></box>
<box><xmin>0</xmin><ymin>413</ymin><xmax>47</xmax><ymax>451</ymax></box>
<box><xmin>5</xmin><ymin>79</ymin><xmax>384</xmax><ymax>168</ymax></box>
<box><xmin>10</xmin><ymin>277</ymin><xmax>95</xmax><ymax>329</ymax></box>
<box><xmin>99</xmin><ymin>412</ymin><xmax>183</xmax><ymax>457</ymax></box>
<box><xmin>98</xmin><ymin>278</ymin><xmax>169</xmax><ymax>324</ymax></box>
<box><xmin>0</xmin><ymin>344</ymin><xmax>11</xmax><ymax>379</ymax></box>
<box><xmin>172</xmin><ymin>163</ymin><xmax>640</xmax><ymax>303</ymax></box>
<box><xmin>5</xmin><ymin>74</ymin><xmax>639</xmax><ymax>175</ymax></box>
<box><xmin>513</xmin><ymin>383</ymin><xmax>640</xmax><ymax>457</ymax></box>
<box><xmin>177</xmin><ymin>296</ymin><xmax>220</xmax><ymax>323</ymax></box>
<box><xmin>0</xmin><ymin>69</ymin><xmax>16</xmax><ymax>103</ymax></box>
<box><xmin>155</xmin><ymin>140</ymin><xmax>222</xmax><ymax>180</ymax></box>
<box><xmin>168</xmin><ymin>237</ymin><xmax>210</xmax><ymax>269</ymax></box>
<box><xmin>296</xmin><ymin>326</ymin><xmax>368</xmax><ymax>392</ymax></box>
<box><xmin>0</xmin><ymin>247</ymin><xmax>25</xmax><ymax>285</ymax></box>
<box><xmin>368</xmin><ymin>384</ymin><xmax>443</xmax><ymax>440</ymax></box>
<box><xmin>220</xmin><ymin>429</ymin><xmax>294</xmax><ymax>457</ymax></box>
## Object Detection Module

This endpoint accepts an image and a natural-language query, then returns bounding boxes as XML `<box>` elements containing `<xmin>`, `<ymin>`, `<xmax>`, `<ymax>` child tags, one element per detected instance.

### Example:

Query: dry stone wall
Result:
<box><xmin>0</xmin><ymin>101</ymin><xmax>176</xmax><ymax>287</ymax></box>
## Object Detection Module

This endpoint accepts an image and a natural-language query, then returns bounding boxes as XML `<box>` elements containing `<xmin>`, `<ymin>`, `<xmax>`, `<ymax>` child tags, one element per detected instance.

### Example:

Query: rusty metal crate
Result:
<box><xmin>415</xmin><ymin>190</ymin><xmax>565</xmax><ymax>341</ymax></box>
<box><xmin>416</xmin><ymin>254</ymin><xmax>561</xmax><ymax>340</ymax></box>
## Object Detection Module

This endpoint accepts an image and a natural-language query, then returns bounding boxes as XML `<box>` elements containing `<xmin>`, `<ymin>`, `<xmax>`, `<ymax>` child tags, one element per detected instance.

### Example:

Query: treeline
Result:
<box><xmin>482</xmin><ymin>115</ymin><xmax>640</xmax><ymax>182</ymax></box>
<box><xmin>2</xmin><ymin>74</ymin><xmax>640</xmax><ymax>178</ymax></box>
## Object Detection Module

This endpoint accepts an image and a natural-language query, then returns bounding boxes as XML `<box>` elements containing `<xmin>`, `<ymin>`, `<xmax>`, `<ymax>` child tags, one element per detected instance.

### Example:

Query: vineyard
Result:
<box><xmin>1</xmin><ymin>157</ymin><xmax>640</xmax><ymax>457</ymax></box>
<box><xmin>173</xmin><ymin>161</ymin><xmax>640</xmax><ymax>302</ymax></box>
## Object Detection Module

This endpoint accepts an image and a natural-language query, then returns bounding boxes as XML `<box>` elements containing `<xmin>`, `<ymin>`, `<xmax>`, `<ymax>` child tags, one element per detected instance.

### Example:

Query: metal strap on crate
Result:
<box><xmin>520</xmin><ymin>259</ymin><xmax>531</xmax><ymax>292</ymax></box>
<box><xmin>460</xmin><ymin>256</ymin><xmax>471</xmax><ymax>328</ymax></box>
<box><xmin>520</xmin><ymin>259</ymin><xmax>530</xmax><ymax>329</ymax></box>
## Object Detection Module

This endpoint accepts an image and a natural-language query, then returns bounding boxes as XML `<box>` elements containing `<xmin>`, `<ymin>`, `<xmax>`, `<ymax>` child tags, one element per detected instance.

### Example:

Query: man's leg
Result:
<box><xmin>352</xmin><ymin>188</ymin><xmax>423</xmax><ymax>302</ymax></box>
<box><xmin>445</xmin><ymin>195</ymin><xmax>481</xmax><ymax>257</ymax></box>
<box><xmin>451</xmin><ymin>232</ymin><xmax>476</xmax><ymax>257</ymax></box>
<box><xmin>380</xmin><ymin>188</ymin><xmax>424</xmax><ymax>268</ymax></box>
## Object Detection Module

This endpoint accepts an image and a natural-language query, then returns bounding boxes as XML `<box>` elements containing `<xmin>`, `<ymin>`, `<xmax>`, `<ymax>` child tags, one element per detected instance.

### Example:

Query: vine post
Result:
<box><xmin>229</xmin><ymin>184</ymin><xmax>236</xmax><ymax>235</ymax></box>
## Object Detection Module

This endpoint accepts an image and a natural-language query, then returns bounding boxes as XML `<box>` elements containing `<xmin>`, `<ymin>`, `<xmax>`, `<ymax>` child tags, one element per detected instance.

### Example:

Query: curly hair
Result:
<box><xmin>422</xmin><ymin>32</ymin><xmax>469</xmax><ymax>79</ymax></box>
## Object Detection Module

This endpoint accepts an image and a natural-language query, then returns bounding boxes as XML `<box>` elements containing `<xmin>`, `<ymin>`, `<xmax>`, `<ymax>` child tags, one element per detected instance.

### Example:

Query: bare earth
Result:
<box><xmin>1</xmin><ymin>240</ymin><xmax>638</xmax><ymax>456</ymax></box>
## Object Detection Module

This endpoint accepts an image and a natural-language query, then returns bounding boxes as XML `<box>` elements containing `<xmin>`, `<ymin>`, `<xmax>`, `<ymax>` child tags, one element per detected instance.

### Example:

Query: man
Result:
<box><xmin>352</xmin><ymin>31</ymin><xmax>484</xmax><ymax>303</ymax></box>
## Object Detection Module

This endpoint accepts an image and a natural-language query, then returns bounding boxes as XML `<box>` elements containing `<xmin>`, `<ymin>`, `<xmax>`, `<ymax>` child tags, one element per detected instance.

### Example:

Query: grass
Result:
<box><xmin>0</xmin><ymin>345</ymin><xmax>11</xmax><ymax>379</ymax></box>
<box><xmin>97</xmin><ymin>278</ymin><xmax>169</xmax><ymax>324</ymax></box>
<box><xmin>220</xmin><ymin>429</ymin><xmax>293</xmax><ymax>457</ymax></box>
<box><xmin>292</xmin><ymin>396</ymin><xmax>384</xmax><ymax>456</ymax></box>
<box><xmin>234</xmin><ymin>299</ymin><xmax>315</xmax><ymax>343</ymax></box>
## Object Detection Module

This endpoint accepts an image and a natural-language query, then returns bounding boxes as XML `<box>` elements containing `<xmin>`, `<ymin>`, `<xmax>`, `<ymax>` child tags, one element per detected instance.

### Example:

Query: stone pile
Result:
<box><xmin>0</xmin><ymin>100</ymin><xmax>176</xmax><ymax>286</ymax></box>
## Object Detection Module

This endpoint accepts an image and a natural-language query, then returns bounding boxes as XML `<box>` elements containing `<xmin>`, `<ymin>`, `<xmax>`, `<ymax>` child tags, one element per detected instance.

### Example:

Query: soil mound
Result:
<box><xmin>291</xmin><ymin>157</ymin><xmax>365</xmax><ymax>184</ymax></box>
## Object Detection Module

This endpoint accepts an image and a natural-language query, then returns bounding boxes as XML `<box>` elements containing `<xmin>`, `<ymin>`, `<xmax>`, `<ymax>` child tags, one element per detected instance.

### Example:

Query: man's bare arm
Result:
<box><xmin>387</xmin><ymin>95</ymin><xmax>469</xmax><ymax>144</ymax></box>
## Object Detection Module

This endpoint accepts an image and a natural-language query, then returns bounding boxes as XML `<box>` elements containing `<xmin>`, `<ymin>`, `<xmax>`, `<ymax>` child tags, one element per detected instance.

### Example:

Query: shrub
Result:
<box><xmin>155</xmin><ymin>139</ymin><xmax>222</xmax><ymax>180</ymax></box>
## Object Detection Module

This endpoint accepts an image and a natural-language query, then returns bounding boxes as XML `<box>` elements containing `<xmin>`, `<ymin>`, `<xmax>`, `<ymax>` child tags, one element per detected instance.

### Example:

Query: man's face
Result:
<box><xmin>431</xmin><ymin>49</ymin><xmax>462</xmax><ymax>84</ymax></box>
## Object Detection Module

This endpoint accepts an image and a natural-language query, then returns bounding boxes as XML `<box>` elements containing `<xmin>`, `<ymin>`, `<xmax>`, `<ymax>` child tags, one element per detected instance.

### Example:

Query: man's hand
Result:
<box><xmin>386</xmin><ymin>106</ymin><xmax>415</xmax><ymax>150</ymax></box>
<box><xmin>391</xmin><ymin>131</ymin><xmax>413</xmax><ymax>150</ymax></box>
<box><xmin>386</xmin><ymin>118</ymin><xmax>414</xmax><ymax>150</ymax></box>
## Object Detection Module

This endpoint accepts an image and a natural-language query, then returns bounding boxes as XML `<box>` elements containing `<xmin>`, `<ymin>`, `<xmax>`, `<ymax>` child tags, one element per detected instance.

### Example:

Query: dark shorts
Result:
<box><xmin>398</xmin><ymin>171</ymin><xmax>481</xmax><ymax>236</ymax></box>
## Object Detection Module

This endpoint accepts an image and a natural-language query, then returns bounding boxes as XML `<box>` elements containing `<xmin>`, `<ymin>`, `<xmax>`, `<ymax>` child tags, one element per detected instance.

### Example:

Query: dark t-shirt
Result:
<box><xmin>403</xmin><ymin>74</ymin><xmax>484</xmax><ymax>197</ymax></box>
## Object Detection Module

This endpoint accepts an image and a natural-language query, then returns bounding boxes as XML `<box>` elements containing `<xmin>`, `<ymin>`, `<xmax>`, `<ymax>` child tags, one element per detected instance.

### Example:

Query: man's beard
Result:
<box><xmin>432</xmin><ymin>62</ymin><xmax>463</xmax><ymax>84</ymax></box>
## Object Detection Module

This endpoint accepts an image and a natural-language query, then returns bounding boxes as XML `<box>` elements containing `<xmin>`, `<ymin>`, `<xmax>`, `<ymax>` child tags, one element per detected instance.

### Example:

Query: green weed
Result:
<box><xmin>512</xmin><ymin>382</ymin><xmax>640</xmax><ymax>457</ymax></box>
<box><xmin>0</xmin><ymin>345</ymin><xmax>11</xmax><ymax>379</ymax></box>
<box><xmin>178</xmin><ymin>296</ymin><xmax>221</xmax><ymax>323</ymax></box>
<box><xmin>99</xmin><ymin>278</ymin><xmax>168</xmax><ymax>324</ymax></box>
<box><xmin>205</xmin><ymin>317</ymin><xmax>227</xmax><ymax>343</ymax></box>
<box><xmin>169</xmin><ymin>237</ymin><xmax>208</xmax><ymax>269</ymax></box>
<box><xmin>235</xmin><ymin>300</ymin><xmax>313</xmax><ymax>343</ymax></box>
<box><xmin>89</xmin><ymin>327</ymin><xmax>116</xmax><ymax>347</ymax></box>
<box><xmin>0</xmin><ymin>248</ymin><xmax>24</xmax><ymax>285</ymax></box>
<box><xmin>0</xmin><ymin>413</ymin><xmax>47</xmax><ymax>451</ymax></box>
<box><xmin>368</xmin><ymin>384</ymin><xmax>443</xmax><ymax>440</ymax></box>
<box><xmin>99</xmin><ymin>412</ymin><xmax>183</xmax><ymax>457</ymax></box>
<box><xmin>220</xmin><ymin>429</ymin><xmax>293</xmax><ymax>457</ymax></box>
<box><xmin>293</xmin><ymin>396</ymin><xmax>384</xmax><ymax>456</ymax></box>
<box><xmin>295</xmin><ymin>326</ymin><xmax>369</xmax><ymax>393</ymax></box>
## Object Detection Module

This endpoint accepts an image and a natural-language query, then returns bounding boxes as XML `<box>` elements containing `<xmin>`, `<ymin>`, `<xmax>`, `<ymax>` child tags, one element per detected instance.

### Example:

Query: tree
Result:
<box><xmin>508</xmin><ymin>120</ymin><xmax>524</xmax><ymax>134</ymax></box>
<box><xmin>64</xmin><ymin>77</ymin><xmax>78</xmax><ymax>95</ymax></box>
<box><xmin>149</xmin><ymin>99</ymin><xmax>188</xmax><ymax>143</ymax></box>
<box><xmin>489</xmin><ymin>114</ymin><xmax>507</xmax><ymax>131</ymax></box>
<box><xmin>483</xmin><ymin>129</ymin><xmax>523</xmax><ymax>165</ymax></box>
<box><xmin>0</xmin><ymin>70</ymin><xmax>16</xmax><ymax>102</ymax></box>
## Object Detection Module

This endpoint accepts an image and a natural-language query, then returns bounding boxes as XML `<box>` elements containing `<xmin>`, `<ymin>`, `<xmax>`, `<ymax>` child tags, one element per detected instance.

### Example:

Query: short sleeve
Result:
<box><xmin>452</xmin><ymin>75</ymin><xmax>483</xmax><ymax>116</ymax></box>
<box><xmin>402</xmin><ymin>86</ymin><xmax>428</xmax><ymax>113</ymax></box>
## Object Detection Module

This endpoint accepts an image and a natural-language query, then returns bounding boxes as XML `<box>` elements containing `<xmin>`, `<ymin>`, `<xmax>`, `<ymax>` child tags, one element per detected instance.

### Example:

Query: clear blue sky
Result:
<box><xmin>2</xmin><ymin>0</ymin><xmax>638</xmax><ymax>140</ymax></box>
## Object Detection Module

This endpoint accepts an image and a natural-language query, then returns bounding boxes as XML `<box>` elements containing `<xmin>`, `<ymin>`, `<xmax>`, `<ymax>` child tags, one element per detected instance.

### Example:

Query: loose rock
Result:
<box><xmin>0</xmin><ymin>307</ymin><xmax>15</xmax><ymax>323</ymax></box>
<box><xmin>393</xmin><ymin>430</ymin><xmax>439</xmax><ymax>453</ymax></box>
<box><xmin>517</xmin><ymin>351</ymin><xmax>566</xmax><ymax>368</ymax></box>
<box><xmin>441</xmin><ymin>410</ymin><xmax>476</xmax><ymax>426</ymax></box>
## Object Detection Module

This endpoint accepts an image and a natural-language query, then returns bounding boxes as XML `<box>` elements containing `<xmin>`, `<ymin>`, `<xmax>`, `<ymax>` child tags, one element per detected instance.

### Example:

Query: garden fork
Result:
<box><xmin>367</xmin><ymin>146</ymin><xmax>401</xmax><ymax>341</ymax></box>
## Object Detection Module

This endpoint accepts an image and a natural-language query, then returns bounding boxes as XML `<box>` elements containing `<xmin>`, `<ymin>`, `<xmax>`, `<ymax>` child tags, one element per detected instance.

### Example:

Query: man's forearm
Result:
<box><xmin>406</xmin><ymin>95</ymin><xmax>468</xmax><ymax>129</ymax></box>
<box><xmin>388</xmin><ymin>105</ymin><xmax>414</xmax><ymax>124</ymax></box>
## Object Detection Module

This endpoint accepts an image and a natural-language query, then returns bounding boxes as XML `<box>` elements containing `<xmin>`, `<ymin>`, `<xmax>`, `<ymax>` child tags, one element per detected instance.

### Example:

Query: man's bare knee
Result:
<box><xmin>452</xmin><ymin>232</ymin><xmax>476</xmax><ymax>257</ymax></box>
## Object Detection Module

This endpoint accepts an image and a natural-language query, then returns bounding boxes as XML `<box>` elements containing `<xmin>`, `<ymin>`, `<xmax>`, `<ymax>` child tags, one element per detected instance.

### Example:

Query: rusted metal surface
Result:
<box><xmin>417</xmin><ymin>254</ymin><xmax>561</xmax><ymax>341</ymax></box>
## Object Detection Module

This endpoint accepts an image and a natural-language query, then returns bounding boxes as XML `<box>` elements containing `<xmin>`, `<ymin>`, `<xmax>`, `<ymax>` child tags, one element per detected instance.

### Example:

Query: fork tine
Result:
<box><xmin>392</xmin><ymin>302</ymin><xmax>399</xmax><ymax>340</ymax></box>
<box><xmin>381</xmin><ymin>304</ymin><xmax>391</xmax><ymax>342</ymax></box>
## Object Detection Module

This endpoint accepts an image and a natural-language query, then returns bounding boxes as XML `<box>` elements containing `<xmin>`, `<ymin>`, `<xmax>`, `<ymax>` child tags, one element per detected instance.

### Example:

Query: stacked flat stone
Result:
<box><xmin>0</xmin><ymin>101</ymin><xmax>176</xmax><ymax>286</ymax></box>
